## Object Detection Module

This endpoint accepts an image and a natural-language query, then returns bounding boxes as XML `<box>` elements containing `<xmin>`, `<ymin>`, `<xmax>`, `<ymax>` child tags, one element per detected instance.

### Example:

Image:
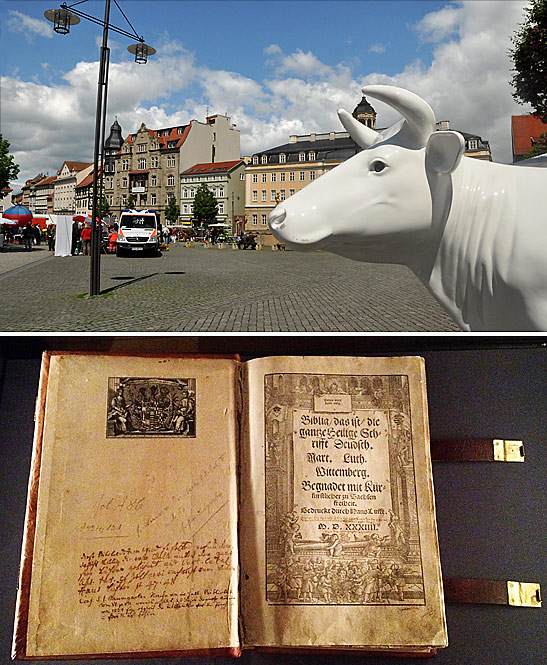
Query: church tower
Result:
<box><xmin>352</xmin><ymin>96</ymin><xmax>377</xmax><ymax>129</ymax></box>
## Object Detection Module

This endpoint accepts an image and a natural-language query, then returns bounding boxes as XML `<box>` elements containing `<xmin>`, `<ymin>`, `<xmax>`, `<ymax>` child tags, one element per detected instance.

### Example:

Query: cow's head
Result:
<box><xmin>268</xmin><ymin>85</ymin><xmax>465</xmax><ymax>264</ymax></box>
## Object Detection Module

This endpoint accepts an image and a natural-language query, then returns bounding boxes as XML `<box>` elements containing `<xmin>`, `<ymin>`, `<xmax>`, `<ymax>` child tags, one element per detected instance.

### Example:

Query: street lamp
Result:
<box><xmin>45</xmin><ymin>1</ymin><xmax>155</xmax><ymax>296</ymax></box>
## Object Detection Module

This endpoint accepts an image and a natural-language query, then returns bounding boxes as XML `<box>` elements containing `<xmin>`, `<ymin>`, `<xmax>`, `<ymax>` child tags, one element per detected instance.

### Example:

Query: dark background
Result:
<box><xmin>1</xmin><ymin>336</ymin><xmax>545</xmax><ymax>665</ymax></box>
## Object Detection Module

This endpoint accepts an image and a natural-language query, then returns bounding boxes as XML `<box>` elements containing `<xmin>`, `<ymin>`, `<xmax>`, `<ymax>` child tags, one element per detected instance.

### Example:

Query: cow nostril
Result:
<box><xmin>268</xmin><ymin>207</ymin><xmax>287</xmax><ymax>230</ymax></box>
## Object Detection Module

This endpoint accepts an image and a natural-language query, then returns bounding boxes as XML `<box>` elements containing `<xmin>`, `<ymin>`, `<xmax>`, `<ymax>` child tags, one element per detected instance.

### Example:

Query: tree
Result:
<box><xmin>524</xmin><ymin>131</ymin><xmax>547</xmax><ymax>158</ymax></box>
<box><xmin>126</xmin><ymin>193</ymin><xmax>136</xmax><ymax>209</ymax></box>
<box><xmin>0</xmin><ymin>133</ymin><xmax>20</xmax><ymax>191</ymax></box>
<box><xmin>100</xmin><ymin>196</ymin><xmax>110</xmax><ymax>217</ymax></box>
<box><xmin>192</xmin><ymin>183</ymin><xmax>218</xmax><ymax>226</ymax></box>
<box><xmin>164</xmin><ymin>196</ymin><xmax>180</xmax><ymax>225</ymax></box>
<box><xmin>510</xmin><ymin>0</ymin><xmax>547</xmax><ymax>122</ymax></box>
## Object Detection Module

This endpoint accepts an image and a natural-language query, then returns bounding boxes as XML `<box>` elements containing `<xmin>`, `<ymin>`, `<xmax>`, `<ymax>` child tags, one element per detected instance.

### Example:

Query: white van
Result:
<box><xmin>116</xmin><ymin>209</ymin><xmax>159</xmax><ymax>256</ymax></box>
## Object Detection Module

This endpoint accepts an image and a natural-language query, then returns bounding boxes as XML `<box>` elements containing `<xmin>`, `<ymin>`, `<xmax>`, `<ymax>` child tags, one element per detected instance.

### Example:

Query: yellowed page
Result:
<box><xmin>24</xmin><ymin>354</ymin><xmax>239</xmax><ymax>657</ymax></box>
<box><xmin>240</xmin><ymin>356</ymin><xmax>447</xmax><ymax>650</ymax></box>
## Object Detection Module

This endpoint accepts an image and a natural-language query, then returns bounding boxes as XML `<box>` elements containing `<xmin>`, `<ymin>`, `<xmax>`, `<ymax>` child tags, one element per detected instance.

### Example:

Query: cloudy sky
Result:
<box><xmin>2</xmin><ymin>0</ymin><xmax>531</xmax><ymax>189</ymax></box>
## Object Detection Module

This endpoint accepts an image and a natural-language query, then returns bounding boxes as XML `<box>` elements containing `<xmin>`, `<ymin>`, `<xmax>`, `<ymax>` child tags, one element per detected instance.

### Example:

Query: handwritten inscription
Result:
<box><xmin>78</xmin><ymin>539</ymin><xmax>235</xmax><ymax>619</ymax></box>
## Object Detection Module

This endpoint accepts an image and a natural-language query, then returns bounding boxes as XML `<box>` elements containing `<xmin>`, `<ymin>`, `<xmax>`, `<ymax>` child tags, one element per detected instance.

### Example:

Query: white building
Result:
<box><xmin>53</xmin><ymin>161</ymin><xmax>93</xmax><ymax>213</ymax></box>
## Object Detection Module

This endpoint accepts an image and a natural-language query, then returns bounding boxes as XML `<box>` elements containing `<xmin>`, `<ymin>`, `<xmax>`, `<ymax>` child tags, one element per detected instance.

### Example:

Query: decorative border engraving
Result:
<box><xmin>106</xmin><ymin>377</ymin><xmax>196</xmax><ymax>437</ymax></box>
<box><xmin>264</xmin><ymin>372</ymin><xmax>424</xmax><ymax>605</ymax></box>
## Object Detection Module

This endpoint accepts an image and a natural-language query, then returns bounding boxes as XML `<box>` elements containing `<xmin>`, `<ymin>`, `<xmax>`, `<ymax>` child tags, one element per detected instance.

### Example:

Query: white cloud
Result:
<box><xmin>6</xmin><ymin>10</ymin><xmax>53</xmax><ymax>42</ymax></box>
<box><xmin>369</xmin><ymin>43</ymin><xmax>388</xmax><ymax>55</ymax></box>
<box><xmin>3</xmin><ymin>1</ymin><xmax>533</xmax><ymax>188</ymax></box>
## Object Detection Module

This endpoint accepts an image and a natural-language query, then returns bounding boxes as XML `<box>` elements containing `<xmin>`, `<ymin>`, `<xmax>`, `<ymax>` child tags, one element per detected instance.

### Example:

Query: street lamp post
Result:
<box><xmin>45</xmin><ymin>1</ymin><xmax>155</xmax><ymax>296</ymax></box>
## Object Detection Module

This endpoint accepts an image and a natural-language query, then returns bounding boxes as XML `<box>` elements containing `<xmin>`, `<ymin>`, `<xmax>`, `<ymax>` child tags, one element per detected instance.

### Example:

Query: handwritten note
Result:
<box><xmin>78</xmin><ymin>539</ymin><xmax>235</xmax><ymax>620</ymax></box>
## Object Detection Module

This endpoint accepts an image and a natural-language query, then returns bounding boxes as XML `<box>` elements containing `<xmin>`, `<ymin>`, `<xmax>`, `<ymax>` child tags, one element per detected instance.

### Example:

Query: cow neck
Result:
<box><xmin>426</xmin><ymin>157</ymin><xmax>515</xmax><ymax>330</ymax></box>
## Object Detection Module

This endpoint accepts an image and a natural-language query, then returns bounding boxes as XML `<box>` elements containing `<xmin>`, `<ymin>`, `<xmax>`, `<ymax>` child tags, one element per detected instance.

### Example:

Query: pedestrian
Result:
<box><xmin>80</xmin><ymin>223</ymin><xmax>92</xmax><ymax>256</ymax></box>
<box><xmin>47</xmin><ymin>224</ymin><xmax>56</xmax><ymax>251</ymax></box>
<box><xmin>71</xmin><ymin>221</ymin><xmax>80</xmax><ymax>255</ymax></box>
<box><xmin>33</xmin><ymin>225</ymin><xmax>41</xmax><ymax>245</ymax></box>
<box><xmin>22</xmin><ymin>222</ymin><xmax>34</xmax><ymax>251</ymax></box>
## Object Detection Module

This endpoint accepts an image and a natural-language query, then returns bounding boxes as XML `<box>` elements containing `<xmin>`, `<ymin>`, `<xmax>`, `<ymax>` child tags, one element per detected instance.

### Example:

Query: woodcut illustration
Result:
<box><xmin>106</xmin><ymin>377</ymin><xmax>196</xmax><ymax>437</ymax></box>
<box><xmin>264</xmin><ymin>372</ymin><xmax>424</xmax><ymax>605</ymax></box>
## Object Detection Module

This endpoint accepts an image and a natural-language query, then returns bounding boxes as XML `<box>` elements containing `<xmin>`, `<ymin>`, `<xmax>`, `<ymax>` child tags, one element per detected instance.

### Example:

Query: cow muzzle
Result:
<box><xmin>268</xmin><ymin>205</ymin><xmax>331</xmax><ymax>249</ymax></box>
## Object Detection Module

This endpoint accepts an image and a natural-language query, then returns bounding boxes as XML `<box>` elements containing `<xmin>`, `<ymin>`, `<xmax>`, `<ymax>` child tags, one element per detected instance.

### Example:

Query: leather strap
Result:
<box><xmin>431</xmin><ymin>438</ymin><xmax>524</xmax><ymax>462</ymax></box>
<box><xmin>444</xmin><ymin>578</ymin><xmax>541</xmax><ymax>607</ymax></box>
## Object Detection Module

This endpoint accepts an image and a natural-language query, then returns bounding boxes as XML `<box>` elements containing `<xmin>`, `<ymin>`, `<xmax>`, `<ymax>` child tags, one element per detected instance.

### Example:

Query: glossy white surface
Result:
<box><xmin>269</xmin><ymin>85</ymin><xmax>547</xmax><ymax>331</ymax></box>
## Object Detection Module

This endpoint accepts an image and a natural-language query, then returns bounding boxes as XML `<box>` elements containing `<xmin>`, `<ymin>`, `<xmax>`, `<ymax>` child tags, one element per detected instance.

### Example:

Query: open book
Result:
<box><xmin>13</xmin><ymin>353</ymin><xmax>447</xmax><ymax>658</ymax></box>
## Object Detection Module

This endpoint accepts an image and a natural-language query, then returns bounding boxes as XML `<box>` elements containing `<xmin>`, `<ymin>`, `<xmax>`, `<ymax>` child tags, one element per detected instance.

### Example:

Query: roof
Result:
<box><xmin>181</xmin><ymin>160</ymin><xmax>244</xmax><ymax>176</ymax></box>
<box><xmin>255</xmin><ymin>135</ymin><xmax>362</xmax><ymax>164</ymax></box>
<box><xmin>511</xmin><ymin>114</ymin><xmax>547</xmax><ymax>157</ymax></box>
<box><xmin>62</xmin><ymin>161</ymin><xmax>92</xmax><ymax>172</ymax></box>
<box><xmin>121</xmin><ymin>123</ymin><xmax>192</xmax><ymax>154</ymax></box>
<box><xmin>34</xmin><ymin>175</ymin><xmax>57</xmax><ymax>188</ymax></box>
<box><xmin>75</xmin><ymin>167</ymin><xmax>101</xmax><ymax>190</ymax></box>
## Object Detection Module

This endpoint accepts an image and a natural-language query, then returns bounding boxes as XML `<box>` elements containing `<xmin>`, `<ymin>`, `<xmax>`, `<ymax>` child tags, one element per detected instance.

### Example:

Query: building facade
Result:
<box><xmin>511</xmin><ymin>114</ymin><xmax>546</xmax><ymax>162</ymax></box>
<box><xmin>103</xmin><ymin>114</ymin><xmax>240</xmax><ymax>226</ymax></box>
<box><xmin>53</xmin><ymin>161</ymin><xmax>93</xmax><ymax>213</ymax></box>
<box><xmin>0</xmin><ymin>187</ymin><xmax>13</xmax><ymax>213</ymax></box>
<box><xmin>33</xmin><ymin>175</ymin><xmax>57</xmax><ymax>214</ymax></box>
<box><xmin>179</xmin><ymin>160</ymin><xmax>246</xmax><ymax>231</ymax></box>
<box><xmin>436</xmin><ymin>121</ymin><xmax>492</xmax><ymax>160</ymax></box>
<box><xmin>21</xmin><ymin>174</ymin><xmax>45</xmax><ymax>210</ymax></box>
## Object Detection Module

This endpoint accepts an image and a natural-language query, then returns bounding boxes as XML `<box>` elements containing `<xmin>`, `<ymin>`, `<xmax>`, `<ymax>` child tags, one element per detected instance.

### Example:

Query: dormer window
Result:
<box><xmin>468</xmin><ymin>139</ymin><xmax>478</xmax><ymax>150</ymax></box>
<box><xmin>261</xmin><ymin>155</ymin><xmax>267</xmax><ymax>164</ymax></box>
<box><xmin>299</xmin><ymin>152</ymin><xmax>306</xmax><ymax>162</ymax></box>
<box><xmin>279</xmin><ymin>153</ymin><xmax>286</xmax><ymax>163</ymax></box>
<box><xmin>308</xmin><ymin>151</ymin><xmax>315</xmax><ymax>161</ymax></box>
<box><xmin>253</xmin><ymin>156</ymin><xmax>259</xmax><ymax>165</ymax></box>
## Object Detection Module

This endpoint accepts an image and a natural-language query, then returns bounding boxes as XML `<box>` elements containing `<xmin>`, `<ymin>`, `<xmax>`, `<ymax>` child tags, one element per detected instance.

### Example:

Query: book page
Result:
<box><xmin>240</xmin><ymin>356</ymin><xmax>447</xmax><ymax>650</ymax></box>
<box><xmin>22</xmin><ymin>354</ymin><xmax>239</xmax><ymax>657</ymax></box>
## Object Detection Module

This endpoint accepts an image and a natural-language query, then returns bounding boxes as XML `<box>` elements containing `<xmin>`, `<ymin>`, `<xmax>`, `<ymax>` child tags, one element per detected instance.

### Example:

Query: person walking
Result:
<box><xmin>80</xmin><ymin>223</ymin><xmax>92</xmax><ymax>256</ymax></box>
<box><xmin>47</xmin><ymin>224</ymin><xmax>56</xmax><ymax>252</ymax></box>
<box><xmin>22</xmin><ymin>223</ymin><xmax>34</xmax><ymax>251</ymax></box>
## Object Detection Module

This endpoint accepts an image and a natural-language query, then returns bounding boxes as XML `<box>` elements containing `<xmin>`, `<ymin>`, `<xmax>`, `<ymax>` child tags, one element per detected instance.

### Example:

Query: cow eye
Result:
<box><xmin>371</xmin><ymin>160</ymin><xmax>387</xmax><ymax>173</ymax></box>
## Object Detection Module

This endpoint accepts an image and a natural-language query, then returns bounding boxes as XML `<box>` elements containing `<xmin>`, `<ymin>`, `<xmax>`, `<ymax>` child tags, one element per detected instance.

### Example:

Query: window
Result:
<box><xmin>121</xmin><ymin>159</ymin><xmax>129</xmax><ymax>170</ymax></box>
<box><xmin>310</xmin><ymin>170</ymin><xmax>316</xmax><ymax>181</ymax></box>
<box><xmin>308</xmin><ymin>151</ymin><xmax>315</xmax><ymax>161</ymax></box>
<box><xmin>151</xmin><ymin>175</ymin><xmax>157</xmax><ymax>187</ymax></box>
<box><xmin>151</xmin><ymin>156</ymin><xmax>159</xmax><ymax>168</ymax></box>
<box><xmin>167</xmin><ymin>175</ymin><xmax>175</xmax><ymax>186</ymax></box>
<box><xmin>122</xmin><ymin>195</ymin><xmax>127</xmax><ymax>206</ymax></box>
<box><xmin>280</xmin><ymin>189</ymin><xmax>286</xmax><ymax>201</ymax></box>
<box><xmin>262</xmin><ymin>173</ymin><xmax>267</xmax><ymax>183</ymax></box>
<box><xmin>299</xmin><ymin>171</ymin><xmax>305</xmax><ymax>181</ymax></box>
<box><xmin>279</xmin><ymin>153</ymin><xmax>286</xmax><ymax>163</ymax></box>
<box><xmin>261</xmin><ymin>155</ymin><xmax>267</xmax><ymax>164</ymax></box>
<box><xmin>218</xmin><ymin>186</ymin><xmax>224</xmax><ymax>197</ymax></box>
<box><xmin>218</xmin><ymin>203</ymin><xmax>224</xmax><ymax>214</ymax></box>
<box><xmin>190</xmin><ymin>188</ymin><xmax>195</xmax><ymax>198</ymax></box>
<box><xmin>167</xmin><ymin>155</ymin><xmax>176</xmax><ymax>167</ymax></box>
<box><xmin>261</xmin><ymin>214</ymin><xmax>267</xmax><ymax>225</ymax></box>
<box><xmin>138</xmin><ymin>158</ymin><xmax>146</xmax><ymax>170</ymax></box>
<box><xmin>280</xmin><ymin>172</ymin><xmax>286</xmax><ymax>182</ymax></box>
<box><xmin>271</xmin><ymin>190</ymin><xmax>277</xmax><ymax>201</ymax></box>
<box><xmin>151</xmin><ymin>193</ymin><xmax>156</xmax><ymax>205</ymax></box>
<box><xmin>183</xmin><ymin>204</ymin><xmax>189</xmax><ymax>214</ymax></box>
<box><xmin>240</xmin><ymin>173</ymin><xmax>245</xmax><ymax>180</ymax></box>
<box><xmin>261</xmin><ymin>190</ymin><xmax>267</xmax><ymax>202</ymax></box>
<box><xmin>252</xmin><ymin>173</ymin><xmax>258</xmax><ymax>183</ymax></box>
<box><xmin>468</xmin><ymin>139</ymin><xmax>478</xmax><ymax>150</ymax></box>
<box><xmin>178</xmin><ymin>127</ymin><xmax>184</xmax><ymax>134</ymax></box>
<box><xmin>252</xmin><ymin>156</ymin><xmax>258</xmax><ymax>165</ymax></box>
<box><xmin>289</xmin><ymin>189</ymin><xmax>295</xmax><ymax>197</ymax></box>
<box><xmin>271</xmin><ymin>173</ymin><xmax>276</xmax><ymax>182</ymax></box>
<box><xmin>183</xmin><ymin>188</ymin><xmax>188</xmax><ymax>198</ymax></box>
<box><xmin>122</xmin><ymin>177</ymin><xmax>128</xmax><ymax>188</ymax></box>
<box><xmin>252</xmin><ymin>214</ymin><xmax>258</xmax><ymax>224</ymax></box>
<box><xmin>289</xmin><ymin>171</ymin><xmax>295</xmax><ymax>182</ymax></box>
<box><xmin>137</xmin><ymin>144</ymin><xmax>146</xmax><ymax>153</ymax></box>
<box><xmin>252</xmin><ymin>190</ymin><xmax>258</xmax><ymax>202</ymax></box>
<box><xmin>299</xmin><ymin>152</ymin><xmax>306</xmax><ymax>162</ymax></box>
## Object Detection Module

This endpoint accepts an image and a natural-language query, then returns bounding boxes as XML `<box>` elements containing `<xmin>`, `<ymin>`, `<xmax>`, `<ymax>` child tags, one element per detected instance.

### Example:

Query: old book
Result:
<box><xmin>13</xmin><ymin>353</ymin><xmax>447</xmax><ymax>659</ymax></box>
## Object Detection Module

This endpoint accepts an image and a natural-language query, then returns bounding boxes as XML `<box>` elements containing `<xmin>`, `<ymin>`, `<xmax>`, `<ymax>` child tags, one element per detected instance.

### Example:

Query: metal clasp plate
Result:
<box><xmin>507</xmin><ymin>581</ymin><xmax>542</xmax><ymax>607</ymax></box>
<box><xmin>493</xmin><ymin>440</ymin><xmax>525</xmax><ymax>462</ymax></box>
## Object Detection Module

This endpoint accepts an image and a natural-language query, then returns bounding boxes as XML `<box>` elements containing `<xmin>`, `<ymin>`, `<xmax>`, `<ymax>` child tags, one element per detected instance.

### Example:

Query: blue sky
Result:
<box><xmin>2</xmin><ymin>1</ymin><xmax>531</xmax><ymax>188</ymax></box>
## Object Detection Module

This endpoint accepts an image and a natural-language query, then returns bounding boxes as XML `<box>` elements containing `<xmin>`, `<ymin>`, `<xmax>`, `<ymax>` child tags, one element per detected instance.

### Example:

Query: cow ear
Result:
<box><xmin>425</xmin><ymin>131</ymin><xmax>465</xmax><ymax>174</ymax></box>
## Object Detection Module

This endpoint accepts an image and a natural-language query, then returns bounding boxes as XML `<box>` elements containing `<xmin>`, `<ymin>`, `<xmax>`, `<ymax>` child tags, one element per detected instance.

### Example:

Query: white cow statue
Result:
<box><xmin>268</xmin><ymin>85</ymin><xmax>546</xmax><ymax>332</ymax></box>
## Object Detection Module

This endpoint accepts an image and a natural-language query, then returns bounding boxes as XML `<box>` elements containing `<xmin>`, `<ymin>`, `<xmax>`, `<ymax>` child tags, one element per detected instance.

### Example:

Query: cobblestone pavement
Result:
<box><xmin>0</xmin><ymin>243</ymin><xmax>460</xmax><ymax>332</ymax></box>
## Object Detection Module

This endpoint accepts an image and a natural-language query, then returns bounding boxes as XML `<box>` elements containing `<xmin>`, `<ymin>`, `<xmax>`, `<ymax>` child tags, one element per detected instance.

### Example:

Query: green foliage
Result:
<box><xmin>164</xmin><ymin>196</ymin><xmax>180</xmax><ymax>224</ymax></box>
<box><xmin>524</xmin><ymin>131</ymin><xmax>547</xmax><ymax>157</ymax></box>
<box><xmin>510</xmin><ymin>0</ymin><xmax>547</xmax><ymax>121</ymax></box>
<box><xmin>192</xmin><ymin>183</ymin><xmax>218</xmax><ymax>225</ymax></box>
<box><xmin>0</xmin><ymin>133</ymin><xmax>20</xmax><ymax>191</ymax></box>
<box><xmin>100</xmin><ymin>196</ymin><xmax>110</xmax><ymax>217</ymax></box>
<box><xmin>126</xmin><ymin>193</ymin><xmax>136</xmax><ymax>209</ymax></box>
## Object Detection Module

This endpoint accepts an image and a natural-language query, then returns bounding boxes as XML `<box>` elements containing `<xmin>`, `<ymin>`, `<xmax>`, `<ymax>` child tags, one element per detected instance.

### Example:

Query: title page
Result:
<box><xmin>20</xmin><ymin>353</ymin><xmax>239</xmax><ymax>657</ymax></box>
<box><xmin>240</xmin><ymin>355</ymin><xmax>446</xmax><ymax>650</ymax></box>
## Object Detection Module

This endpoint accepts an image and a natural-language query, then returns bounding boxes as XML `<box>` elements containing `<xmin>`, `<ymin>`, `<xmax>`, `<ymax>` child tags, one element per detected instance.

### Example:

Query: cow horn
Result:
<box><xmin>362</xmin><ymin>85</ymin><xmax>436</xmax><ymax>149</ymax></box>
<box><xmin>337</xmin><ymin>109</ymin><xmax>379</xmax><ymax>148</ymax></box>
